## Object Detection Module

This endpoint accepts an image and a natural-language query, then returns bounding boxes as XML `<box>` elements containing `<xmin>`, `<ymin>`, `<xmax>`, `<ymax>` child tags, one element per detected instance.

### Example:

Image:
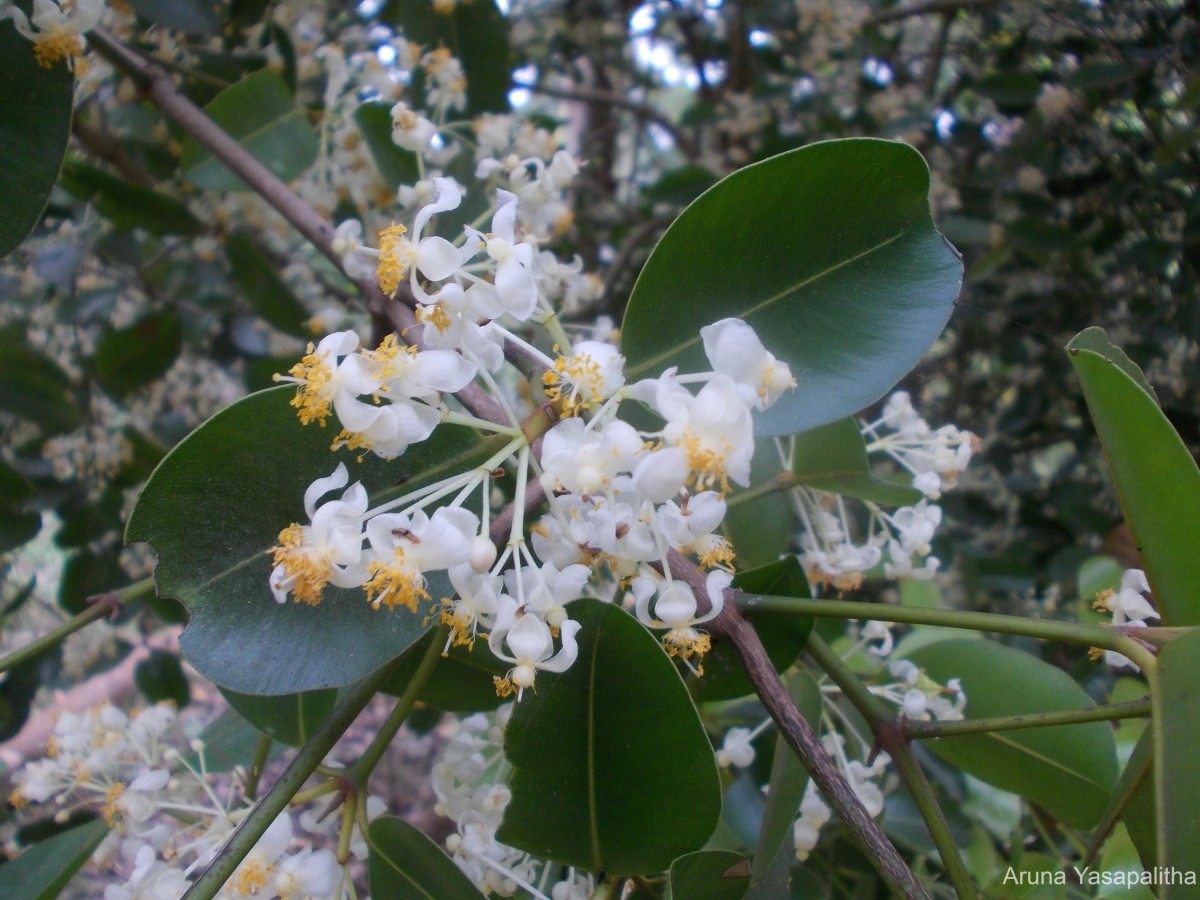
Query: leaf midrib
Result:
<box><xmin>982</xmin><ymin>729</ymin><xmax>1111</xmax><ymax>794</ymax></box>
<box><xmin>626</xmin><ymin>227</ymin><xmax>908</xmax><ymax>377</ymax></box>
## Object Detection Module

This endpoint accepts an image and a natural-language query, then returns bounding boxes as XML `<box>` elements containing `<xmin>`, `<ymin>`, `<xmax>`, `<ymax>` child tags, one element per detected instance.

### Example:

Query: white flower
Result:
<box><xmin>6</xmin><ymin>0</ymin><xmax>102</xmax><ymax>69</ymax></box>
<box><xmin>716</xmin><ymin>727</ymin><xmax>756</xmax><ymax>768</ymax></box>
<box><xmin>633</xmin><ymin>573</ymin><xmax>730</xmax><ymax>670</ymax></box>
<box><xmin>270</xmin><ymin>464</ymin><xmax>369</xmax><ymax>606</ymax></box>
<box><xmin>489</xmin><ymin>600</ymin><xmax>583</xmax><ymax>698</ymax></box>
<box><xmin>1095</xmin><ymin>568</ymin><xmax>1160</xmax><ymax>671</ymax></box>
<box><xmin>223</xmin><ymin>812</ymin><xmax>293</xmax><ymax>899</ymax></box>
<box><xmin>700</xmin><ymin>318</ymin><xmax>796</xmax><ymax>410</ymax></box>
<box><xmin>503</xmin><ymin>561</ymin><xmax>590</xmax><ymax>629</ymax></box>
<box><xmin>466</xmin><ymin>190</ymin><xmax>538</xmax><ymax>320</ymax></box>
<box><xmin>363</xmin><ymin>506</ymin><xmax>479</xmax><ymax>612</ymax></box>
<box><xmin>647</xmin><ymin>374</ymin><xmax>756</xmax><ymax>489</ymax></box>
<box><xmin>542</xmin><ymin>341</ymin><xmax>625</xmax><ymax>415</ymax></box>
<box><xmin>391</xmin><ymin>101</ymin><xmax>438</xmax><ymax>152</ymax></box>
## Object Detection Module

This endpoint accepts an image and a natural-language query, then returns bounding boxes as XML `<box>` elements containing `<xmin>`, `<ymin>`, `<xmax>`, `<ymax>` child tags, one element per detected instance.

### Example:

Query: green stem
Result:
<box><xmin>243</xmin><ymin>734</ymin><xmax>273</xmax><ymax>801</ymax></box>
<box><xmin>441</xmin><ymin>409</ymin><xmax>522</xmax><ymax>437</ymax></box>
<box><xmin>905</xmin><ymin>697</ymin><xmax>1151</xmax><ymax>739</ymax></box>
<box><xmin>806</xmin><ymin>634</ymin><xmax>977</xmax><ymax>899</ymax></box>
<box><xmin>182</xmin><ymin>656</ymin><xmax>405</xmax><ymax>900</ymax></box>
<box><xmin>805</xmin><ymin>632</ymin><xmax>889</xmax><ymax>725</ymax></box>
<box><xmin>725</xmin><ymin>471</ymin><xmax>799</xmax><ymax>508</ymax></box>
<box><xmin>740</xmin><ymin>594</ymin><xmax>1161</xmax><ymax>670</ymax></box>
<box><xmin>342</xmin><ymin>628</ymin><xmax>445</xmax><ymax>785</ymax></box>
<box><xmin>0</xmin><ymin>578</ymin><xmax>153</xmax><ymax>674</ymax></box>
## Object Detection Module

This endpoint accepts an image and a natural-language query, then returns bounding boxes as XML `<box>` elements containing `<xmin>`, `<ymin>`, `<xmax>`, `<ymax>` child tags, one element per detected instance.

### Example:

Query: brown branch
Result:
<box><xmin>72</xmin><ymin>117</ymin><xmax>155</xmax><ymax>186</ymax></box>
<box><xmin>667</xmin><ymin>551</ymin><xmax>928</xmax><ymax>899</ymax></box>
<box><xmin>873</xmin><ymin>0</ymin><xmax>997</xmax><ymax>24</ymax></box>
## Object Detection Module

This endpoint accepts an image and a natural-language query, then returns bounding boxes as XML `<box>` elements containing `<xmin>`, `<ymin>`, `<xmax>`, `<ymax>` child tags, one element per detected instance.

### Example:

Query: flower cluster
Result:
<box><xmin>432</xmin><ymin>709</ymin><xmax>595</xmax><ymax>898</ymax></box>
<box><xmin>793</xmin><ymin>391</ymin><xmax>977</xmax><ymax>590</ymax></box>
<box><xmin>7</xmin><ymin>702</ymin><xmax>347</xmax><ymax>900</ymax></box>
<box><xmin>1092</xmin><ymin>568</ymin><xmax>1160</xmax><ymax>671</ymax></box>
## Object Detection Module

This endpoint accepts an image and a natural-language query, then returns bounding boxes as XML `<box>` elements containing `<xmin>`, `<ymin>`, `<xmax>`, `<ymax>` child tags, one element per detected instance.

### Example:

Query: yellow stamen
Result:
<box><xmin>33</xmin><ymin>31</ymin><xmax>82</xmax><ymax>69</ymax></box>
<box><xmin>377</xmin><ymin>223</ymin><xmax>411</xmax><ymax>298</ymax></box>
<box><xmin>232</xmin><ymin>860</ymin><xmax>273</xmax><ymax>896</ymax></box>
<box><xmin>271</xmin><ymin>524</ymin><xmax>333</xmax><ymax>606</ymax></box>
<box><xmin>493</xmin><ymin>675</ymin><xmax>517</xmax><ymax>698</ymax></box>
<box><xmin>417</xmin><ymin>302</ymin><xmax>452</xmax><ymax>333</ymax></box>
<box><xmin>281</xmin><ymin>343</ymin><xmax>334</xmax><ymax>426</ymax></box>
<box><xmin>102</xmin><ymin>783</ymin><xmax>125</xmax><ymax>826</ymax></box>
<box><xmin>363</xmin><ymin>550</ymin><xmax>429</xmax><ymax>612</ymax></box>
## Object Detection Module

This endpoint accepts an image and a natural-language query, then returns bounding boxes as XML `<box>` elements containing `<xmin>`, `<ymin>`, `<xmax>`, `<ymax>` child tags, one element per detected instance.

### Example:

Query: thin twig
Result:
<box><xmin>666</xmin><ymin>552</ymin><xmax>928</xmax><ymax>898</ymax></box>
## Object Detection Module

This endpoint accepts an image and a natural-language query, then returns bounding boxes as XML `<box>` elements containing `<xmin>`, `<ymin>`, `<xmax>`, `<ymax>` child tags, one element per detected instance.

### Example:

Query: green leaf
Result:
<box><xmin>60</xmin><ymin>160</ymin><xmax>202</xmax><ymax>235</ymax></box>
<box><xmin>1153</xmin><ymin>627</ymin><xmax>1200</xmax><ymax>879</ymax></box>
<box><xmin>383</xmin><ymin>0</ymin><xmax>510</xmax><ymax>116</ymax></box>
<box><xmin>0</xmin><ymin>818</ymin><xmax>108</xmax><ymax>900</ymax></box>
<box><xmin>126</xmin><ymin>385</ymin><xmax>503</xmax><ymax>695</ymax></box>
<box><xmin>791</xmin><ymin>417</ymin><xmax>923</xmax><ymax>506</ymax></box>
<box><xmin>691</xmin><ymin>557</ymin><xmax>813</xmax><ymax>702</ymax></box>
<box><xmin>220</xmin><ymin>687</ymin><xmax>336</xmax><ymax>747</ymax></box>
<box><xmin>498</xmin><ymin>599</ymin><xmax>721</xmax><ymax>875</ymax></box>
<box><xmin>354</xmin><ymin>102</ymin><xmax>420</xmax><ymax>188</ymax></box>
<box><xmin>1067</xmin><ymin>330</ymin><xmax>1200</xmax><ymax>625</ymax></box>
<box><xmin>1087</xmin><ymin>728</ymin><xmax>1155</xmax><ymax>871</ymax></box>
<box><xmin>188</xmin><ymin>706</ymin><xmax>283</xmax><ymax>773</ymax></box>
<box><xmin>135</xmin><ymin>649</ymin><xmax>192</xmax><ymax>707</ymax></box>
<box><xmin>367</xmin><ymin>816</ymin><xmax>483</xmax><ymax>900</ymax></box>
<box><xmin>0</xmin><ymin>324</ymin><xmax>79</xmax><ymax>433</ymax></box>
<box><xmin>667</xmin><ymin>850</ymin><xmax>751</xmax><ymax>900</ymax></box>
<box><xmin>722</xmin><ymin>440</ymin><xmax>792</xmax><ymax>569</ymax></box>
<box><xmin>0</xmin><ymin>22</ymin><xmax>74</xmax><ymax>257</ymax></box>
<box><xmin>225</xmin><ymin>231</ymin><xmax>312</xmax><ymax>336</ymax></box>
<box><xmin>382</xmin><ymin>629</ymin><xmax>508</xmax><ymax>713</ymax></box>
<box><xmin>620</xmin><ymin>139</ymin><xmax>962</xmax><ymax>436</ymax></box>
<box><xmin>752</xmin><ymin>671</ymin><xmax>822</xmax><ymax>882</ymax></box>
<box><xmin>180</xmin><ymin>70</ymin><xmax>318</xmax><ymax>191</ymax></box>
<box><xmin>128</xmin><ymin>0</ymin><xmax>227</xmax><ymax>34</ymax></box>
<box><xmin>1067</xmin><ymin>327</ymin><xmax>1157</xmax><ymax>400</ymax></box>
<box><xmin>93</xmin><ymin>313</ymin><xmax>183</xmax><ymax>398</ymax></box>
<box><xmin>904</xmin><ymin>639</ymin><xmax>1118</xmax><ymax>829</ymax></box>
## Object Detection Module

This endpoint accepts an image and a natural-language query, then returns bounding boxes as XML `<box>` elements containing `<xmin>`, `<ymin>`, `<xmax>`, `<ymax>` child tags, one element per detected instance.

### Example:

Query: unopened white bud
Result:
<box><xmin>469</xmin><ymin>536</ymin><xmax>497</xmax><ymax>573</ymax></box>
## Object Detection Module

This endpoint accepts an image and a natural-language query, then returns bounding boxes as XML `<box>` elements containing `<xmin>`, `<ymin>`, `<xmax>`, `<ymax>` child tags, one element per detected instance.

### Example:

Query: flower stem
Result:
<box><xmin>442</xmin><ymin>409</ymin><xmax>522</xmax><ymax>436</ymax></box>
<box><xmin>243</xmin><ymin>734</ymin><xmax>273</xmax><ymax>801</ymax></box>
<box><xmin>0</xmin><ymin>578</ymin><xmax>153</xmax><ymax>675</ymax></box>
<box><xmin>343</xmin><ymin>627</ymin><xmax>446</xmax><ymax>785</ymax></box>
<box><xmin>738</xmin><ymin>594</ymin><xmax>1163</xmax><ymax>670</ymax></box>
<box><xmin>904</xmin><ymin>696</ymin><xmax>1151</xmax><ymax>738</ymax></box>
<box><xmin>181</xmin><ymin>655</ymin><xmax>406</xmax><ymax>900</ymax></box>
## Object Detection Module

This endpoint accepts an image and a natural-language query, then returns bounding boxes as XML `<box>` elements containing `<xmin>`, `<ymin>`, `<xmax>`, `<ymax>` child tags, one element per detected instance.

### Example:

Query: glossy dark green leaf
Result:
<box><xmin>383</xmin><ymin>0</ymin><xmax>510</xmax><ymax>116</ymax></box>
<box><xmin>180</xmin><ymin>70</ymin><xmax>318</xmax><ymax>190</ymax></box>
<box><xmin>691</xmin><ymin>557</ymin><xmax>813</xmax><ymax>702</ymax></box>
<box><xmin>382</xmin><ymin>629</ymin><xmax>507</xmax><ymax>713</ymax></box>
<box><xmin>60</xmin><ymin>161</ymin><xmax>202</xmax><ymax>235</ymax></box>
<box><xmin>722</xmin><ymin>440</ymin><xmax>792</xmax><ymax>570</ymax></box>
<box><xmin>220</xmin><ymin>687</ymin><xmax>336</xmax><ymax>747</ymax></box>
<box><xmin>667</xmin><ymin>850</ymin><xmax>750</xmax><ymax>900</ymax></box>
<box><xmin>188</xmin><ymin>706</ymin><xmax>283</xmax><ymax>773</ymax></box>
<box><xmin>0</xmin><ymin>818</ymin><xmax>108</xmax><ymax>900</ymax></box>
<box><xmin>135</xmin><ymin>649</ymin><xmax>191</xmax><ymax>707</ymax></box>
<box><xmin>1153</xmin><ymin>627</ymin><xmax>1200</xmax><ymax>880</ymax></box>
<box><xmin>226</xmin><ymin>231</ymin><xmax>311</xmax><ymax>337</ymax></box>
<box><xmin>354</xmin><ymin>102</ymin><xmax>419</xmax><ymax>188</ymax></box>
<box><xmin>905</xmin><ymin>639</ymin><xmax>1118</xmax><ymax>829</ymax></box>
<box><xmin>791</xmin><ymin>417</ymin><xmax>923</xmax><ymax>506</ymax></box>
<box><xmin>128</xmin><ymin>0</ymin><xmax>227</xmax><ymax>34</ymax></box>
<box><xmin>368</xmin><ymin>816</ymin><xmax>482</xmax><ymax>900</ymax></box>
<box><xmin>498</xmin><ymin>599</ymin><xmax>721</xmax><ymax>875</ymax></box>
<box><xmin>752</xmin><ymin>671</ymin><xmax>822</xmax><ymax>883</ymax></box>
<box><xmin>1067</xmin><ymin>330</ymin><xmax>1200</xmax><ymax>625</ymax></box>
<box><xmin>126</xmin><ymin>385</ymin><xmax>503</xmax><ymax>695</ymax></box>
<box><xmin>93</xmin><ymin>313</ymin><xmax>183</xmax><ymax>398</ymax></box>
<box><xmin>0</xmin><ymin>324</ymin><xmax>78</xmax><ymax>433</ymax></box>
<box><xmin>620</xmin><ymin>139</ymin><xmax>962</xmax><ymax>436</ymax></box>
<box><xmin>0</xmin><ymin>23</ymin><xmax>73</xmax><ymax>257</ymax></box>
<box><xmin>1087</xmin><ymin>727</ymin><xmax>1156</xmax><ymax>871</ymax></box>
